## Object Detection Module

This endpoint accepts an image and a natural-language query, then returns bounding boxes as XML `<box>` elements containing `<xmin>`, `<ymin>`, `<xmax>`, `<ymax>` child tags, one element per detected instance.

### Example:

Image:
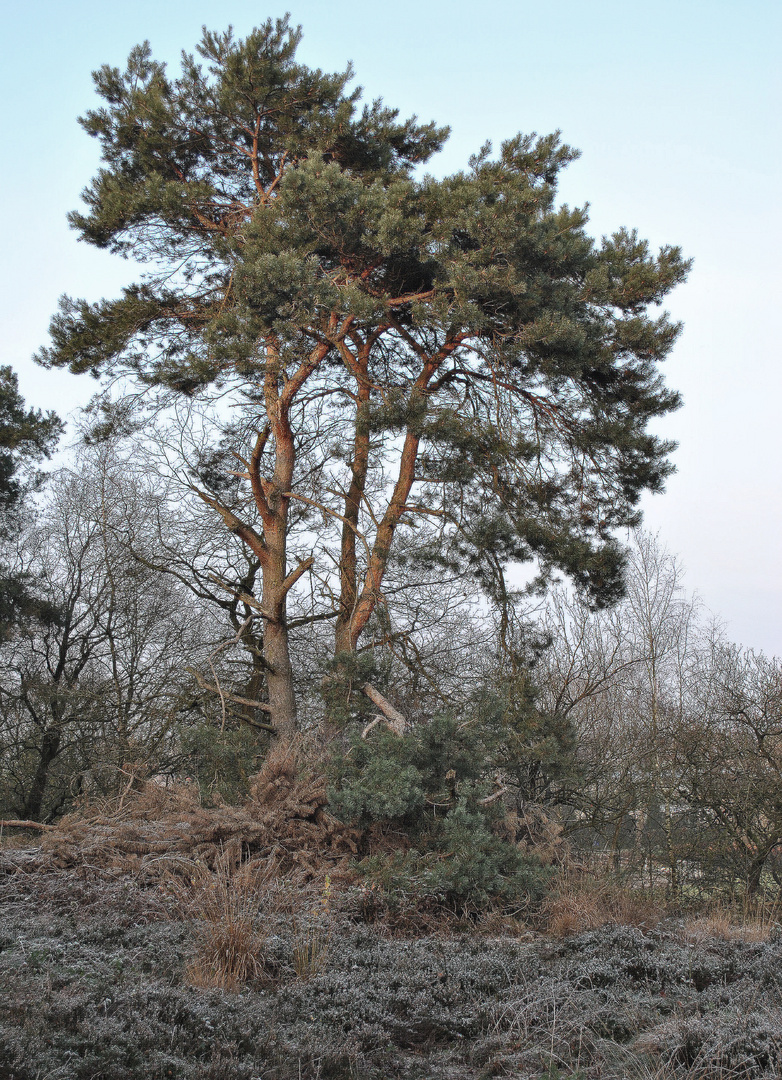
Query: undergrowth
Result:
<box><xmin>4</xmin><ymin>866</ymin><xmax>782</xmax><ymax>1079</ymax></box>
<box><xmin>4</xmin><ymin>753</ymin><xmax>782</xmax><ymax>1077</ymax></box>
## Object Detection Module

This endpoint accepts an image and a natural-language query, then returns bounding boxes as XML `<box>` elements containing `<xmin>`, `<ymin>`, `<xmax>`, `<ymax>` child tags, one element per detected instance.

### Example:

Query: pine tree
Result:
<box><xmin>38</xmin><ymin>18</ymin><xmax>690</xmax><ymax>739</ymax></box>
<box><xmin>0</xmin><ymin>367</ymin><xmax>62</xmax><ymax>635</ymax></box>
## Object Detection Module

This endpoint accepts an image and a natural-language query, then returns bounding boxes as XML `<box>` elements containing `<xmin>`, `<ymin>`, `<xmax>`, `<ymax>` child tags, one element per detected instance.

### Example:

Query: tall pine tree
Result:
<box><xmin>38</xmin><ymin>18</ymin><xmax>689</xmax><ymax>739</ymax></box>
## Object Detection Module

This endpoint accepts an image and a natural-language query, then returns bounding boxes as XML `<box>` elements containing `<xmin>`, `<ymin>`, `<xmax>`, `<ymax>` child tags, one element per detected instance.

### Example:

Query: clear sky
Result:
<box><xmin>2</xmin><ymin>0</ymin><xmax>780</xmax><ymax>654</ymax></box>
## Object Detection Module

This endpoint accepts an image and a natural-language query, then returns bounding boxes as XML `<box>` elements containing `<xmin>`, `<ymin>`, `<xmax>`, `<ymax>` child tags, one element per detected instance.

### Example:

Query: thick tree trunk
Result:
<box><xmin>261</xmin><ymin>523</ymin><xmax>298</xmax><ymax>743</ymax></box>
<box><xmin>262</xmin><ymin>618</ymin><xmax>297</xmax><ymax>742</ymax></box>
<box><xmin>251</xmin><ymin>340</ymin><xmax>326</xmax><ymax>743</ymax></box>
<box><xmin>21</xmin><ymin>725</ymin><xmax>62</xmax><ymax>821</ymax></box>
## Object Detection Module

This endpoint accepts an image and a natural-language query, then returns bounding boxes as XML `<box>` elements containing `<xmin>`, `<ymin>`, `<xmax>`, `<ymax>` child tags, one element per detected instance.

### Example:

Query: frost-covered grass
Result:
<box><xmin>3</xmin><ymin>867</ymin><xmax>782</xmax><ymax>1079</ymax></box>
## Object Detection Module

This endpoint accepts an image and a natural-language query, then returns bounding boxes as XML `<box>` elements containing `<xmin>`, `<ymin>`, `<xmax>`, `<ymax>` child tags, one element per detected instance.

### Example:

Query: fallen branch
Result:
<box><xmin>0</xmin><ymin>819</ymin><xmax>55</xmax><ymax>831</ymax></box>
<box><xmin>361</xmin><ymin>684</ymin><xmax>406</xmax><ymax>735</ymax></box>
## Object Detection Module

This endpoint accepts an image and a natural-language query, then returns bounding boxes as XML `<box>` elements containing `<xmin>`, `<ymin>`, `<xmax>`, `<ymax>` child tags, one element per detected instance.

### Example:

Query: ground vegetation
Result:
<box><xmin>4</xmin><ymin>847</ymin><xmax>782</xmax><ymax>1079</ymax></box>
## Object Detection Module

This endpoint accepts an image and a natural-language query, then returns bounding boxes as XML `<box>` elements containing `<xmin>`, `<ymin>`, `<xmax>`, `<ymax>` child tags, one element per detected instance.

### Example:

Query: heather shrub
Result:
<box><xmin>662</xmin><ymin>1010</ymin><xmax>782</xmax><ymax>1076</ymax></box>
<box><xmin>9</xmin><ymin>872</ymin><xmax>782</xmax><ymax>1080</ymax></box>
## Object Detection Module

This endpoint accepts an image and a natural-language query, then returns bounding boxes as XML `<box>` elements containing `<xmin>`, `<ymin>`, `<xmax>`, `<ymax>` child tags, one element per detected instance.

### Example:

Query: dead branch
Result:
<box><xmin>187</xmin><ymin>669</ymin><xmax>275</xmax><ymax>726</ymax></box>
<box><xmin>203</xmin><ymin>615</ymin><xmax>254</xmax><ymax>732</ymax></box>
<box><xmin>361</xmin><ymin>715</ymin><xmax>384</xmax><ymax>739</ymax></box>
<box><xmin>478</xmin><ymin>785</ymin><xmax>509</xmax><ymax>806</ymax></box>
<box><xmin>361</xmin><ymin>684</ymin><xmax>406</xmax><ymax>735</ymax></box>
<box><xmin>0</xmin><ymin>820</ymin><xmax>55</xmax><ymax>831</ymax></box>
<box><xmin>207</xmin><ymin>574</ymin><xmax>272</xmax><ymax>619</ymax></box>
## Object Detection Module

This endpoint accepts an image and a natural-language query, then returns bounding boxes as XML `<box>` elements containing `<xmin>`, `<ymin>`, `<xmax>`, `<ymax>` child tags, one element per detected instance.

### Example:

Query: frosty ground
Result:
<box><xmin>3</xmin><ymin>858</ymin><xmax>782</xmax><ymax>1080</ymax></box>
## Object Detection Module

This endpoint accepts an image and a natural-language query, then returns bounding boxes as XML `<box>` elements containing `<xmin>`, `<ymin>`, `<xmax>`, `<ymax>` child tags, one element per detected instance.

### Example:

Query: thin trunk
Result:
<box><xmin>21</xmin><ymin>620</ymin><xmax>74</xmax><ymax>821</ymax></box>
<box><xmin>609</xmin><ymin>811</ymin><xmax>627</xmax><ymax>871</ymax></box>
<box><xmin>335</xmin><ymin>372</ymin><xmax>371</xmax><ymax>655</ymax></box>
<box><xmin>341</xmin><ymin>335</ymin><xmax>463</xmax><ymax>651</ymax></box>
<box><xmin>242</xmin><ymin>627</ymin><xmax>268</xmax><ymax>707</ymax></box>
<box><xmin>664</xmin><ymin>798</ymin><xmax>680</xmax><ymax>898</ymax></box>
<box><xmin>347</xmin><ymin>422</ymin><xmax>422</xmax><ymax>649</ymax></box>
<box><xmin>746</xmin><ymin>846</ymin><xmax>772</xmax><ymax>899</ymax></box>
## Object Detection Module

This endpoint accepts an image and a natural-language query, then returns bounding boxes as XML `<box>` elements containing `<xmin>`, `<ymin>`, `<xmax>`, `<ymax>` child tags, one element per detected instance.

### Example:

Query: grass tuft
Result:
<box><xmin>176</xmin><ymin>852</ymin><xmax>272</xmax><ymax>991</ymax></box>
<box><xmin>542</xmin><ymin>865</ymin><xmax>664</xmax><ymax>937</ymax></box>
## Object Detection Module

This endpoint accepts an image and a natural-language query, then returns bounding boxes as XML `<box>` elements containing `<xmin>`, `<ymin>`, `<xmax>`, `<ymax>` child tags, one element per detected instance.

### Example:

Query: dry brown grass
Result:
<box><xmin>0</xmin><ymin>825</ymin><xmax>42</xmax><ymax>850</ymax></box>
<box><xmin>177</xmin><ymin>852</ymin><xmax>274</xmax><ymax>991</ymax></box>
<box><xmin>0</xmin><ymin>741</ymin><xmax>369</xmax><ymax>989</ymax></box>
<box><xmin>541</xmin><ymin>865</ymin><xmax>664</xmax><ymax>937</ymax></box>
<box><xmin>291</xmin><ymin>875</ymin><xmax>333</xmax><ymax>979</ymax></box>
<box><xmin>494</xmin><ymin>804</ymin><xmax>565</xmax><ymax>865</ymax></box>
<box><xmin>681</xmin><ymin>898</ymin><xmax>782</xmax><ymax>944</ymax></box>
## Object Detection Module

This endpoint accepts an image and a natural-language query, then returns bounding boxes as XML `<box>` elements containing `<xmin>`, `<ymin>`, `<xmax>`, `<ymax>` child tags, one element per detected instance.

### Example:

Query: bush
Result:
<box><xmin>327</xmin><ymin>745</ymin><xmax>424</xmax><ymax>826</ymax></box>
<box><xmin>328</xmin><ymin>710</ymin><xmax>556</xmax><ymax>911</ymax></box>
<box><xmin>361</xmin><ymin>806</ymin><xmax>551</xmax><ymax>912</ymax></box>
<box><xmin>178</xmin><ymin>720</ymin><xmax>261</xmax><ymax>804</ymax></box>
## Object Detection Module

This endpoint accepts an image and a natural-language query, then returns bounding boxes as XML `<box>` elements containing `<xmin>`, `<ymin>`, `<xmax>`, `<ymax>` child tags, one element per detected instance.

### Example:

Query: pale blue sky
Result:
<box><xmin>2</xmin><ymin>0</ymin><xmax>780</xmax><ymax>653</ymax></box>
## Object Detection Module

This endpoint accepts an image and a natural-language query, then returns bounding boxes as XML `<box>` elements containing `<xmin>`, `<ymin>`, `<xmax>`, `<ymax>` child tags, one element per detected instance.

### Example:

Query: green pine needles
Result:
<box><xmin>328</xmin><ymin>703</ymin><xmax>564</xmax><ymax>909</ymax></box>
<box><xmin>0</xmin><ymin>367</ymin><xmax>62</xmax><ymax>636</ymax></box>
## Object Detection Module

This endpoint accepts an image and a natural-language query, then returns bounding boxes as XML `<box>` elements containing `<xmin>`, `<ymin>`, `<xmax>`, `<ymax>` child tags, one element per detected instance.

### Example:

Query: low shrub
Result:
<box><xmin>663</xmin><ymin>1010</ymin><xmax>782</xmax><ymax>1076</ymax></box>
<box><xmin>358</xmin><ymin>803</ymin><xmax>551</xmax><ymax>914</ymax></box>
<box><xmin>329</xmin><ymin>711</ymin><xmax>556</xmax><ymax>913</ymax></box>
<box><xmin>8</xmin><ymin>872</ymin><xmax>782</xmax><ymax>1080</ymax></box>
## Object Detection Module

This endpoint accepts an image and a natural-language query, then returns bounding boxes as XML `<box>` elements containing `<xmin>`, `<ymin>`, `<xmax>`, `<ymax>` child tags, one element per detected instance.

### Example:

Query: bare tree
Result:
<box><xmin>536</xmin><ymin>531</ymin><xmax>709</xmax><ymax>891</ymax></box>
<box><xmin>0</xmin><ymin>462</ymin><xmax>214</xmax><ymax>820</ymax></box>
<box><xmin>683</xmin><ymin>644</ymin><xmax>782</xmax><ymax>896</ymax></box>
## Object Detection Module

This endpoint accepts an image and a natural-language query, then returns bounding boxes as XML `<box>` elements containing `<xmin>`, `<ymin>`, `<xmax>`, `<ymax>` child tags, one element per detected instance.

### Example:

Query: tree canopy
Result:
<box><xmin>0</xmin><ymin>367</ymin><xmax>62</xmax><ymax>523</ymax></box>
<box><xmin>37</xmin><ymin>16</ymin><xmax>690</xmax><ymax>739</ymax></box>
